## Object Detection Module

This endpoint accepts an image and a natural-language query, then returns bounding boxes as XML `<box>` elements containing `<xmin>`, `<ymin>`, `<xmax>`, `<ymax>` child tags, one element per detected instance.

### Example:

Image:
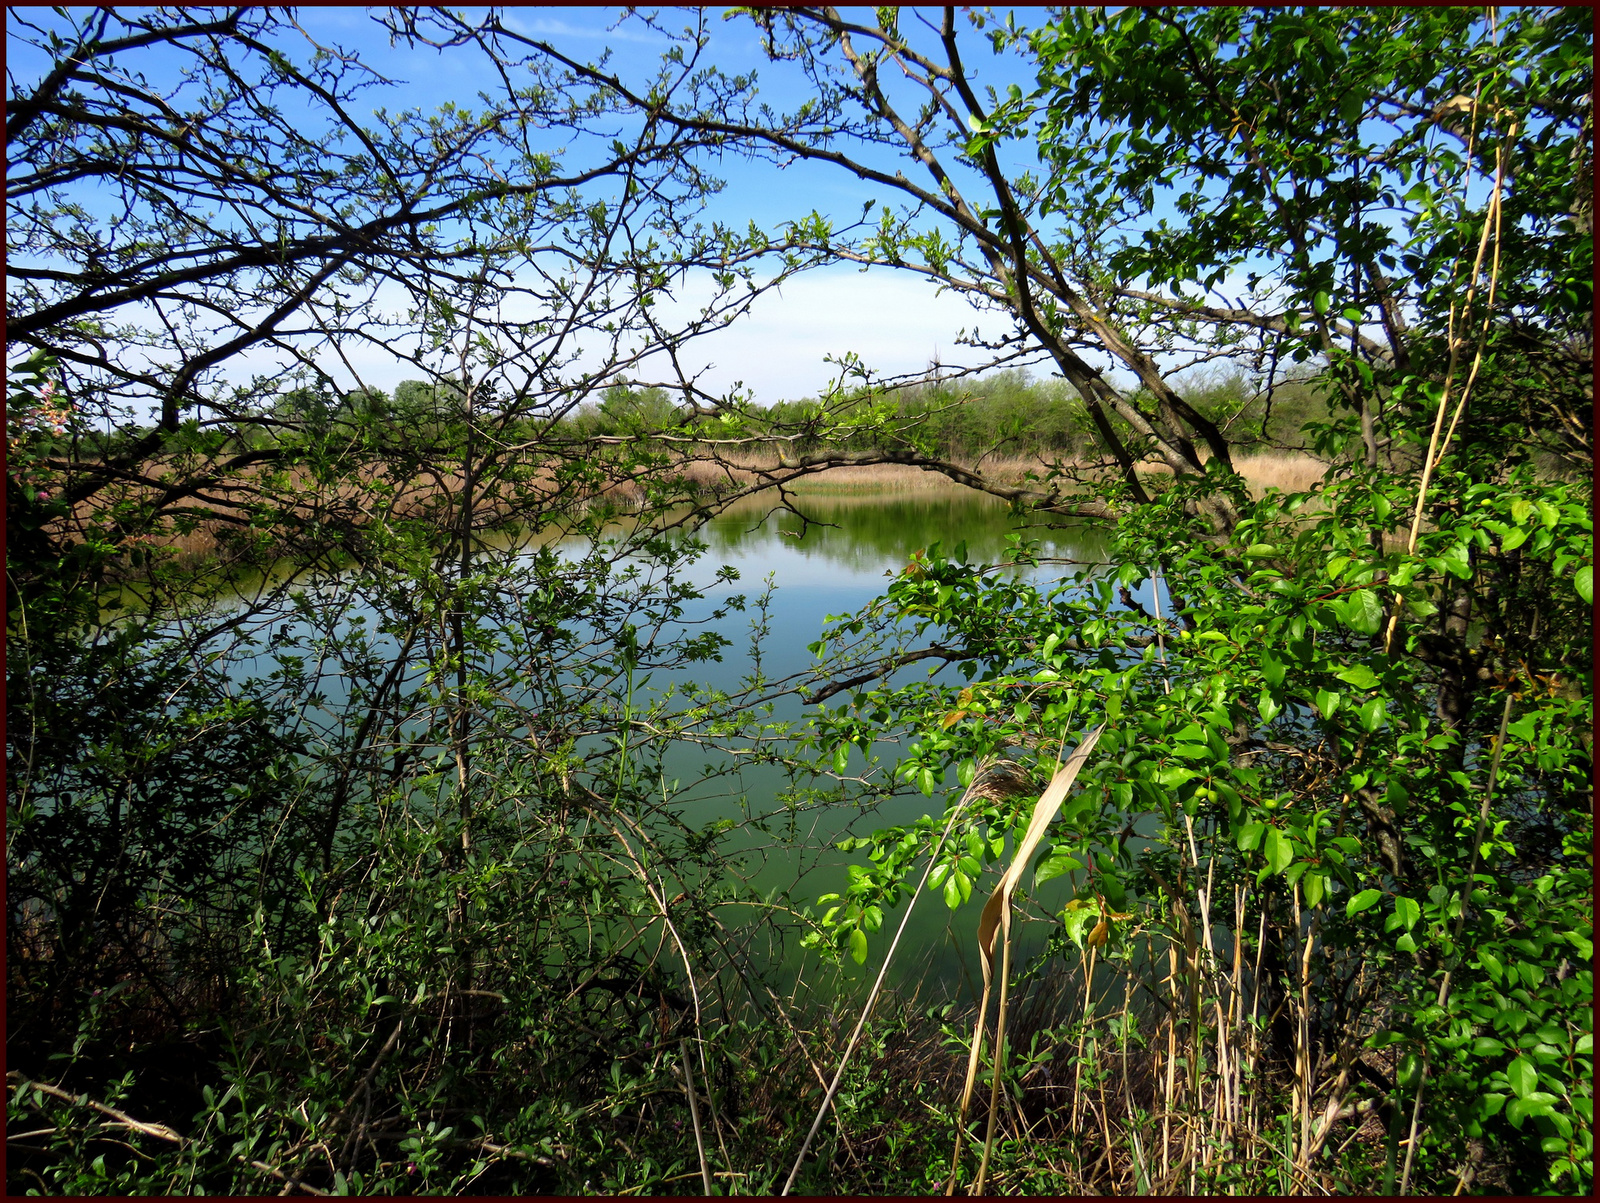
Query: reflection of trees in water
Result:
<box><xmin>696</xmin><ymin>490</ymin><xmax>1110</xmax><ymax>569</ymax></box>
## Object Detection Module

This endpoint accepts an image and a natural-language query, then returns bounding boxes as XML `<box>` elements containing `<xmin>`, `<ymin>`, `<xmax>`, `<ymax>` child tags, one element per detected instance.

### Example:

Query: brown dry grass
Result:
<box><xmin>59</xmin><ymin>449</ymin><xmax>1328</xmax><ymax>570</ymax></box>
<box><xmin>749</xmin><ymin>452</ymin><xmax>1327</xmax><ymax>500</ymax></box>
<box><xmin>678</xmin><ymin>451</ymin><xmax>1326</xmax><ymax>498</ymax></box>
<box><xmin>1231</xmin><ymin>452</ymin><xmax>1328</xmax><ymax>495</ymax></box>
<box><xmin>1133</xmin><ymin>451</ymin><xmax>1327</xmax><ymax>497</ymax></box>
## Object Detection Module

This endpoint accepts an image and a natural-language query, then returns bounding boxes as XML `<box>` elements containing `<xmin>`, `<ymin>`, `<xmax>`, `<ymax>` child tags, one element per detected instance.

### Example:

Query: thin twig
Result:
<box><xmin>780</xmin><ymin>796</ymin><xmax>968</xmax><ymax>1195</ymax></box>
<box><xmin>6</xmin><ymin>1072</ymin><xmax>329</xmax><ymax>1195</ymax></box>
<box><xmin>973</xmin><ymin>904</ymin><xmax>1013</xmax><ymax>1196</ymax></box>
<box><xmin>679</xmin><ymin>1038</ymin><xmax>714</xmax><ymax>1195</ymax></box>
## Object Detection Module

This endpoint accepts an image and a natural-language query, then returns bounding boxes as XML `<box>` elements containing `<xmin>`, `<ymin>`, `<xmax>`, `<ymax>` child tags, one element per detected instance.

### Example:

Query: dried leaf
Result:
<box><xmin>975</xmin><ymin>723</ymin><xmax>1105</xmax><ymax>987</ymax></box>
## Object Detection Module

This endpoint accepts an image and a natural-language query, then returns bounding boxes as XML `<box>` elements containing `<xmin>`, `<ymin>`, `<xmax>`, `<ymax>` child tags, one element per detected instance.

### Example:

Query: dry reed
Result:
<box><xmin>950</xmin><ymin>725</ymin><xmax>1105</xmax><ymax>1196</ymax></box>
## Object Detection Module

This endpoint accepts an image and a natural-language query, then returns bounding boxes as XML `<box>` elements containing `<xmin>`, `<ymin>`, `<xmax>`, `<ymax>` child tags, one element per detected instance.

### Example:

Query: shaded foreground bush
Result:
<box><xmin>9</xmin><ymin>6</ymin><xmax>1591</xmax><ymax>1196</ymax></box>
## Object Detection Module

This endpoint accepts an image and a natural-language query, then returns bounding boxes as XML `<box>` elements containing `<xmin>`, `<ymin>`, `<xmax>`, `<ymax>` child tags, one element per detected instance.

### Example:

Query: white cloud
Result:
<box><xmin>203</xmin><ymin>265</ymin><xmax>1022</xmax><ymax>408</ymax></box>
<box><xmin>630</xmin><ymin>266</ymin><xmax>1018</xmax><ymax>403</ymax></box>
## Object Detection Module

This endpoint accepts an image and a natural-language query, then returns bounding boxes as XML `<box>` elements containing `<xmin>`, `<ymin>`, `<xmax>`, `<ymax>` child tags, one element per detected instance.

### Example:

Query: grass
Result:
<box><xmin>1135</xmin><ymin>451</ymin><xmax>1328</xmax><ymax>498</ymax></box>
<box><xmin>54</xmin><ymin>448</ymin><xmax>1330</xmax><ymax>578</ymax></box>
<box><xmin>5</xmin><ymin>841</ymin><xmax>1470</xmax><ymax>1197</ymax></box>
<box><xmin>677</xmin><ymin>451</ymin><xmax>1328</xmax><ymax>499</ymax></box>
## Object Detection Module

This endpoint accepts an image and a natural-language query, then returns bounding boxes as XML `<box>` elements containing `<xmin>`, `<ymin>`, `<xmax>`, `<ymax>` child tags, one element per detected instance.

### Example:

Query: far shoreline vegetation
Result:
<box><xmin>54</xmin><ymin>369</ymin><xmax>1356</xmax><ymax>573</ymax></box>
<box><xmin>9</xmin><ymin>7</ymin><xmax>1590</xmax><ymax>1198</ymax></box>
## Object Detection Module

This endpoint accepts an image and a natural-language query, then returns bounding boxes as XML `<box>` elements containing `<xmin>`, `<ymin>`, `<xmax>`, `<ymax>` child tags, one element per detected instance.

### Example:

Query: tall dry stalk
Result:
<box><xmin>1383</xmin><ymin>89</ymin><xmax>1515</xmax><ymax>655</ymax></box>
<box><xmin>973</xmin><ymin>900</ymin><xmax>1015</xmax><ymax>1197</ymax></box>
<box><xmin>678</xmin><ymin>1037</ymin><xmax>714</xmax><ymax>1194</ymax></box>
<box><xmin>780</xmin><ymin>781</ymin><xmax>974</xmax><ymax>1195</ymax></box>
<box><xmin>947</xmin><ymin>724</ymin><xmax>1105</xmax><ymax>1196</ymax></box>
<box><xmin>1380</xmin><ymin>67</ymin><xmax>1517</xmax><ymax>1194</ymax></box>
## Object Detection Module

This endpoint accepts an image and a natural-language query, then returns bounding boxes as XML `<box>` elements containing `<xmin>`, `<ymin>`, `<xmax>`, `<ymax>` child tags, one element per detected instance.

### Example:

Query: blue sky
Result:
<box><xmin>13</xmin><ymin>7</ymin><xmax>1492</xmax><ymax>410</ymax></box>
<box><xmin>9</xmin><ymin>7</ymin><xmax>1084</xmax><ymax>407</ymax></box>
<box><xmin>355</xmin><ymin>7</ymin><xmax>1061</xmax><ymax>402</ymax></box>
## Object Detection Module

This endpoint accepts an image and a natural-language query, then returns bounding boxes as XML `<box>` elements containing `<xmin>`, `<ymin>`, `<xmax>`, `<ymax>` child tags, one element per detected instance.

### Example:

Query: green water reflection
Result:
<box><xmin>635</xmin><ymin>487</ymin><xmax>1113</xmax><ymax>1000</ymax></box>
<box><xmin>692</xmin><ymin>487</ymin><xmax>1108</xmax><ymax>579</ymax></box>
<box><xmin>201</xmin><ymin>484</ymin><xmax>1116</xmax><ymax>1003</ymax></box>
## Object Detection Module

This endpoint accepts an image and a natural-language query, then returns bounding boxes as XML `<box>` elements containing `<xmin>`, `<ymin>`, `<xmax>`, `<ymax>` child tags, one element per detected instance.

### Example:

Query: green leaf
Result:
<box><xmin>848</xmin><ymin>928</ymin><xmax>868</xmax><ymax>965</ymax></box>
<box><xmin>1302</xmin><ymin>870</ymin><xmax>1325</xmax><ymax>909</ymax></box>
<box><xmin>1100</xmin><ymin>871</ymin><xmax>1127</xmax><ymax>911</ymax></box>
<box><xmin>1335</xmin><ymin>663</ymin><xmax>1379</xmax><ymax>690</ymax></box>
<box><xmin>833</xmin><ymin>743</ymin><xmax>850</xmax><ymax>774</ymax></box>
<box><xmin>1260</xmin><ymin>650</ymin><xmax>1286</xmax><ymax>688</ymax></box>
<box><xmin>1505</xmin><ymin>714</ymin><xmax>1538</xmax><ymax>741</ymax></box>
<box><xmin>1263</xmin><ymin>826</ymin><xmax>1293</xmax><ymax>875</ymax></box>
<box><xmin>1347</xmin><ymin>888</ymin><xmax>1382</xmax><ymax>917</ymax></box>
<box><xmin>1358</xmin><ymin>696</ymin><xmax>1386</xmax><ymax>733</ymax></box>
<box><xmin>1314</xmin><ymin>689</ymin><xmax>1341</xmax><ymax>719</ymax></box>
<box><xmin>1575</xmin><ymin>564</ymin><xmax>1592</xmax><ymax>604</ymax></box>
<box><xmin>1472</xmin><ymin>1037</ymin><xmax>1506</xmax><ymax>1057</ymax></box>
<box><xmin>1397</xmin><ymin>1052</ymin><xmax>1424</xmax><ymax>1090</ymax></box>
<box><xmin>1436</xmin><ymin>543</ymin><xmax>1472</xmax><ymax>579</ymax></box>
<box><xmin>1506</xmin><ymin>1097</ymin><xmax>1535</xmax><ymax>1128</ymax></box>
<box><xmin>1341</xmin><ymin>589</ymin><xmax>1383</xmax><ymax>635</ymax></box>
<box><xmin>1506</xmin><ymin>1055</ymin><xmax>1537</xmax><ymax>1099</ymax></box>
<box><xmin>953</xmin><ymin>868</ymin><xmax>972</xmax><ymax>905</ymax></box>
<box><xmin>1236</xmin><ymin>821</ymin><xmax>1267</xmax><ymax>852</ymax></box>
<box><xmin>1035</xmin><ymin>850</ymin><xmax>1082</xmax><ymax>887</ymax></box>
<box><xmin>1061</xmin><ymin>903</ymin><xmax>1097</xmax><ymax>950</ymax></box>
<box><xmin>1541</xmin><ymin>1107</ymin><xmax>1573</xmax><ymax>1140</ymax></box>
<box><xmin>1393</xmin><ymin>894</ymin><xmax>1420</xmax><ymax>930</ymax></box>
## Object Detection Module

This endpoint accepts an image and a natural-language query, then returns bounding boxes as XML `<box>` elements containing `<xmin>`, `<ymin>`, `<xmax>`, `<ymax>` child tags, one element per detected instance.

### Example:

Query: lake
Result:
<box><xmin>202</xmin><ymin>481</ymin><xmax>1125</xmax><ymax>1004</ymax></box>
<box><xmin>602</xmin><ymin>485</ymin><xmax>1118</xmax><ymax>1000</ymax></box>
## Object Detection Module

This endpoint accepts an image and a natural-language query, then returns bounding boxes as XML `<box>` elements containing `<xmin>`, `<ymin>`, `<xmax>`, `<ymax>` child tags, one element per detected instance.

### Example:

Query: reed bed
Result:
<box><xmin>1135</xmin><ymin>451</ymin><xmax>1329</xmax><ymax>497</ymax></box>
<box><xmin>761</xmin><ymin>894</ymin><xmax>1409</xmax><ymax>1196</ymax></box>
<box><xmin>758</xmin><ymin>726</ymin><xmax>1413</xmax><ymax>1196</ymax></box>
<box><xmin>679</xmin><ymin>451</ymin><xmax>1327</xmax><ymax>498</ymax></box>
<box><xmin>62</xmin><ymin>449</ymin><xmax>1328</xmax><ymax>570</ymax></box>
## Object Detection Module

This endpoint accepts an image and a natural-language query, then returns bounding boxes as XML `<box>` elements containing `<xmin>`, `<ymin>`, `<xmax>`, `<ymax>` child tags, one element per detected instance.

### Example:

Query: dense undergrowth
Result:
<box><xmin>9</xmin><ymin>459</ymin><xmax>1590</xmax><ymax>1196</ymax></box>
<box><xmin>9</xmin><ymin>5</ymin><xmax>1592</xmax><ymax>1196</ymax></box>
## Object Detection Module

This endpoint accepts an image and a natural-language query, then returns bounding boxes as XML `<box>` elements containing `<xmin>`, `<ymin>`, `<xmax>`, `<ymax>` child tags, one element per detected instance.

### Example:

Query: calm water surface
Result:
<box><xmin>214</xmin><ymin>484</ymin><xmax>1124</xmax><ymax>1000</ymax></box>
<box><xmin>633</xmin><ymin>488</ymin><xmax>1116</xmax><ymax>998</ymax></box>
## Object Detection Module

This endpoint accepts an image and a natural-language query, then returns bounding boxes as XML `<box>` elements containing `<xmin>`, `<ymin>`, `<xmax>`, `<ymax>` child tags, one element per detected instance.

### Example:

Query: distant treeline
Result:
<box><xmin>533</xmin><ymin>366</ymin><xmax>1338</xmax><ymax>461</ymax></box>
<box><xmin>758</xmin><ymin>367</ymin><xmax>1337</xmax><ymax>462</ymax></box>
<box><xmin>72</xmin><ymin>368</ymin><xmax>1335</xmax><ymax>463</ymax></box>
